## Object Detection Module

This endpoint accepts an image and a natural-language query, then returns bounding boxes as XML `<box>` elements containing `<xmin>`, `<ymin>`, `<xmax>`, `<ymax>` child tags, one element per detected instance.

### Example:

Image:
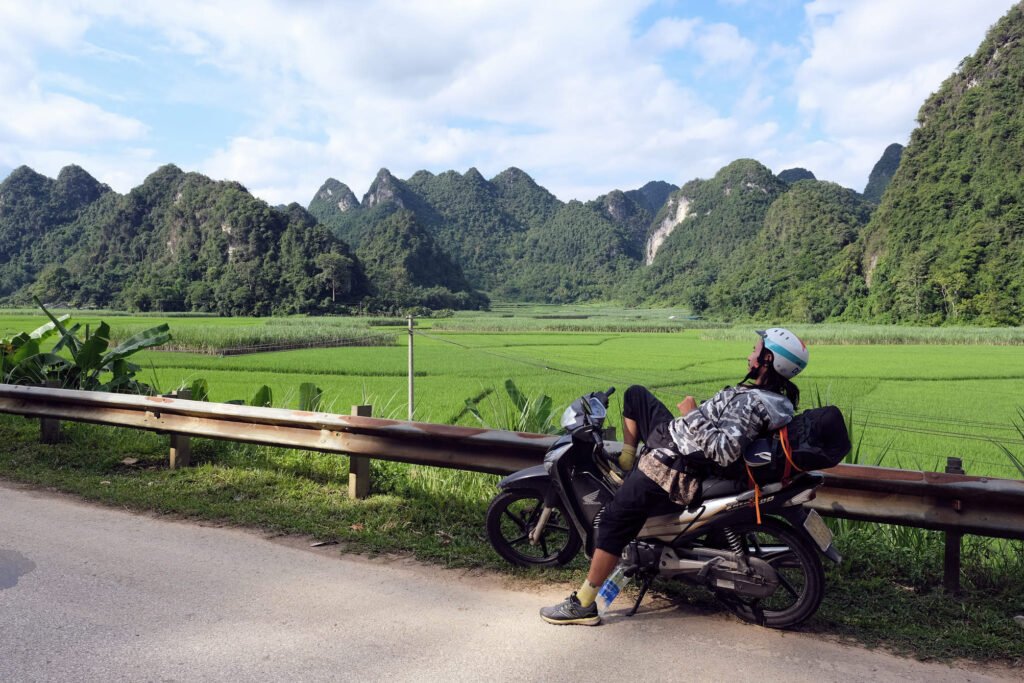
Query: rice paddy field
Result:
<box><xmin>3</xmin><ymin>305</ymin><xmax>1024</xmax><ymax>480</ymax></box>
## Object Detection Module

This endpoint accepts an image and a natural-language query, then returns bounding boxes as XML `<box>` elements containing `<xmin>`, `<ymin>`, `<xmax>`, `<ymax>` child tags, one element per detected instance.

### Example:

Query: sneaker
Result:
<box><xmin>539</xmin><ymin>592</ymin><xmax>600</xmax><ymax>626</ymax></box>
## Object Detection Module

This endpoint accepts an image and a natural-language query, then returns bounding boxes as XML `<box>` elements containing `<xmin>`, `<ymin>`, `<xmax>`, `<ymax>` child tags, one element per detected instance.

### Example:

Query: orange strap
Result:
<box><xmin>744</xmin><ymin>464</ymin><xmax>762</xmax><ymax>525</ymax></box>
<box><xmin>744</xmin><ymin>426</ymin><xmax>803</xmax><ymax>525</ymax></box>
<box><xmin>779</xmin><ymin>425</ymin><xmax>803</xmax><ymax>483</ymax></box>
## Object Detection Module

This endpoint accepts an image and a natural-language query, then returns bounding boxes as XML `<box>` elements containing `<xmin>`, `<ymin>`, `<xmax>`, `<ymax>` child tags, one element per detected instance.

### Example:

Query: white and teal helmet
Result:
<box><xmin>757</xmin><ymin>328</ymin><xmax>808</xmax><ymax>379</ymax></box>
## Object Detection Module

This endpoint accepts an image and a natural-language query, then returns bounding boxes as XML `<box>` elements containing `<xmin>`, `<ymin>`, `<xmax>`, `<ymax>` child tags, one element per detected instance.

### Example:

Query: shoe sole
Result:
<box><xmin>540</xmin><ymin>614</ymin><xmax>601</xmax><ymax>626</ymax></box>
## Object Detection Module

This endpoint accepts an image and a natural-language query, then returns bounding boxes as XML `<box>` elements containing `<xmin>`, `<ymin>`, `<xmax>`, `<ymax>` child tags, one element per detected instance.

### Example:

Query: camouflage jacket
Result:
<box><xmin>668</xmin><ymin>385</ymin><xmax>794</xmax><ymax>469</ymax></box>
<box><xmin>637</xmin><ymin>386</ymin><xmax>794</xmax><ymax>505</ymax></box>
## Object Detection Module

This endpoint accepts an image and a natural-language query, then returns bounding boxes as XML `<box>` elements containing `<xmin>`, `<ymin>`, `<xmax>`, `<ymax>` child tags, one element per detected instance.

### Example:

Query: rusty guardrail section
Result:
<box><xmin>2</xmin><ymin>384</ymin><xmax>1023</xmax><ymax>540</ymax></box>
<box><xmin>810</xmin><ymin>464</ymin><xmax>1024</xmax><ymax>540</ymax></box>
<box><xmin>0</xmin><ymin>384</ymin><xmax>556</xmax><ymax>474</ymax></box>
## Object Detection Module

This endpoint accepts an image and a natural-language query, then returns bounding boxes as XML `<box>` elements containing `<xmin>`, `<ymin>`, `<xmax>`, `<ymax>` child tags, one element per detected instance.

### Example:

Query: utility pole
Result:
<box><xmin>407</xmin><ymin>315</ymin><xmax>414</xmax><ymax>421</ymax></box>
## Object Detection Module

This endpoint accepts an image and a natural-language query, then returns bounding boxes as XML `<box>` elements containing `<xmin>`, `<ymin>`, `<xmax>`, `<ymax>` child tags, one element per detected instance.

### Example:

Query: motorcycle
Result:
<box><xmin>485</xmin><ymin>387</ymin><xmax>841</xmax><ymax>629</ymax></box>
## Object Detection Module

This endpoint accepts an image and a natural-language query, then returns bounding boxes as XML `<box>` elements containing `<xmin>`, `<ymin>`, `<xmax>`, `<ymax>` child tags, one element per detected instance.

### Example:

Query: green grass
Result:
<box><xmin>431</xmin><ymin>306</ymin><xmax>724</xmax><ymax>332</ymax></box>
<box><xmin>1</xmin><ymin>412</ymin><xmax>1020</xmax><ymax>664</ymax></box>
<box><xmin>6</xmin><ymin>304</ymin><xmax>1024</xmax><ymax>478</ymax></box>
<box><xmin>0</xmin><ymin>414</ymin><xmax>568</xmax><ymax>570</ymax></box>
<box><xmin>4</xmin><ymin>306</ymin><xmax>1024</xmax><ymax>660</ymax></box>
<box><xmin>1</xmin><ymin>312</ymin><xmax>397</xmax><ymax>354</ymax></box>
<box><xmin>699</xmin><ymin>323</ymin><xmax>1024</xmax><ymax>345</ymax></box>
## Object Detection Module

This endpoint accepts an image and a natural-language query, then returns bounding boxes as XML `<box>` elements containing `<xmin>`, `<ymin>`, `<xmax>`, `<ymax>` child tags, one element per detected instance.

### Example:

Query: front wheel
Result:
<box><xmin>714</xmin><ymin>517</ymin><xmax>825</xmax><ymax>629</ymax></box>
<box><xmin>486</xmin><ymin>490</ymin><xmax>582</xmax><ymax>567</ymax></box>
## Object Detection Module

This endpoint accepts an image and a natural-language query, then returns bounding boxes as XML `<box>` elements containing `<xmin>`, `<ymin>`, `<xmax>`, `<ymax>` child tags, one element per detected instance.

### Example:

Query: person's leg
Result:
<box><xmin>620</xmin><ymin>385</ymin><xmax>675</xmax><ymax>469</ymax></box>
<box><xmin>619</xmin><ymin>417</ymin><xmax>640</xmax><ymax>470</ymax></box>
<box><xmin>539</xmin><ymin>551</ymin><xmax>626</xmax><ymax>626</ymax></box>
<box><xmin>623</xmin><ymin>416</ymin><xmax>640</xmax><ymax>447</ymax></box>
<box><xmin>541</xmin><ymin>470</ymin><xmax>672</xmax><ymax>625</ymax></box>
<box><xmin>586</xmin><ymin>548</ymin><xmax>620</xmax><ymax>586</ymax></box>
<box><xmin>622</xmin><ymin>385</ymin><xmax>675</xmax><ymax>442</ymax></box>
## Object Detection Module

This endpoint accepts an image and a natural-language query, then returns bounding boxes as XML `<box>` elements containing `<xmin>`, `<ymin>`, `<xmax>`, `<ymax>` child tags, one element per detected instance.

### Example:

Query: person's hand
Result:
<box><xmin>678</xmin><ymin>396</ymin><xmax>698</xmax><ymax>415</ymax></box>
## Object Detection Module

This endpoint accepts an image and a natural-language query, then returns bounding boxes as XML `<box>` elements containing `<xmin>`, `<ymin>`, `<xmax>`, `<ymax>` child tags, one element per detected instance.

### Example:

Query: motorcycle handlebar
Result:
<box><xmin>594</xmin><ymin>387</ymin><xmax>615</xmax><ymax>405</ymax></box>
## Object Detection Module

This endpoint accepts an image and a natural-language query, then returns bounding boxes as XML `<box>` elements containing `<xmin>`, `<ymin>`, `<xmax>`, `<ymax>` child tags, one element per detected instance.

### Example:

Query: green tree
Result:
<box><xmin>315</xmin><ymin>251</ymin><xmax>355</xmax><ymax>303</ymax></box>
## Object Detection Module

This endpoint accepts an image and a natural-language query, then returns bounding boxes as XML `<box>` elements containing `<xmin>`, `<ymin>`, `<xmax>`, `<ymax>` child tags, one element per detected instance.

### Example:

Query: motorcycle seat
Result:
<box><xmin>700</xmin><ymin>476</ymin><xmax>746</xmax><ymax>500</ymax></box>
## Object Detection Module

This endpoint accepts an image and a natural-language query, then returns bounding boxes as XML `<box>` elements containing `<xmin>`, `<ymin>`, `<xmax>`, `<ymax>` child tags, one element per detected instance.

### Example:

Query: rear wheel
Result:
<box><xmin>486</xmin><ymin>489</ymin><xmax>582</xmax><ymax>567</ymax></box>
<box><xmin>714</xmin><ymin>517</ymin><xmax>825</xmax><ymax>629</ymax></box>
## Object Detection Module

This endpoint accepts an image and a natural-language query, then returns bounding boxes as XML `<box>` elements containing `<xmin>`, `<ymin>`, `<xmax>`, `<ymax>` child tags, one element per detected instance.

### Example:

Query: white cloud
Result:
<box><xmin>111</xmin><ymin>0</ymin><xmax>755</xmax><ymax>201</ymax></box>
<box><xmin>694</xmin><ymin>22</ymin><xmax>757</xmax><ymax>68</ymax></box>
<box><xmin>0</xmin><ymin>1</ymin><xmax>149</xmax><ymax>180</ymax></box>
<box><xmin>2</xmin><ymin>0</ymin><xmax>770</xmax><ymax>200</ymax></box>
<box><xmin>201</xmin><ymin>136</ymin><xmax>335</xmax><ymax>204</ymax></box>
<box><xmin>2</xmin><ymin>92</ymin><xmax>146</xmax><ymax>146</ymax></box>
<box><xmin>643</xmin><ymin>17</ymin><xmax>700</xmax><ymax>51</ymax></box>
<box><xmin>3</xmin><ymin>0</ymin><xmax>1019</xmax><ymax>204</ymax></box>
<box><xmin>793</xmin><ymin>0</ymin><xmax>1015</xmax><ymax>186</ymax></box>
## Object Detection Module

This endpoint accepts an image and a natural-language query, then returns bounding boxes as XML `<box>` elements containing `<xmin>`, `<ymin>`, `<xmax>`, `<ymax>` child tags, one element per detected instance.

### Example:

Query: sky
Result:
<box><xmin>0</xmin><ymin>0</ymin><xmax>1019</xmax><ymax>206</ymax></box>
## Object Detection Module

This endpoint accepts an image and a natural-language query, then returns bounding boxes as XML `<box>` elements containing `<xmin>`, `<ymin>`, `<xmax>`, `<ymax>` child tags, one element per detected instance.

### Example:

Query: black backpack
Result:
<box><xmin>743</xmin><ymin>406</ymin><xmax>851</xmax><ymax>486</ymax></box>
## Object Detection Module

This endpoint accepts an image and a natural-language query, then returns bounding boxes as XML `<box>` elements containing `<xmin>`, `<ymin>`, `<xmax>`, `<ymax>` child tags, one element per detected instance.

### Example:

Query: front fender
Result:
<box><xmin>497</xmin><ymin>465</ymin><xmax>550</xmax><ymax>494</ymax></box>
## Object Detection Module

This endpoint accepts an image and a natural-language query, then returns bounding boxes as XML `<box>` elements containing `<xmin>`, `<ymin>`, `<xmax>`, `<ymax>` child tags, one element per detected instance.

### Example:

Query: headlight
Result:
<box><xmin>560</xmin><ymin>405</ymin><xmax>581</xmax><ymax>430</ymax></box>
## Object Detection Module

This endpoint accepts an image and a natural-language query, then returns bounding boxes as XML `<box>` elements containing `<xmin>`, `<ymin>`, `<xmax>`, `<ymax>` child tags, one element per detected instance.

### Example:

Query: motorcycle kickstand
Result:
<box><xmin>626</xmin><ymin>574</ymin><xmax>654</xmax><ymax>617</ymax></box>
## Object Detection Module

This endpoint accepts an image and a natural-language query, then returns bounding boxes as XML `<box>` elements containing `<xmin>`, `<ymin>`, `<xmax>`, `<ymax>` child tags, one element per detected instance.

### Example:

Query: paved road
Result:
<box><xmin>0</xmin><ymin>482</ymin><xmax>1016</xmax><ymax>682</ymax></box>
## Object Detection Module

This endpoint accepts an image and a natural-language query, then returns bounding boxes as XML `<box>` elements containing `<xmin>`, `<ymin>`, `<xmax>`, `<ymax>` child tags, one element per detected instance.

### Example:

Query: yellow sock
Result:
<box><xmin>618</xmin><ymin>444</ymin><xmax>637</xmax><ymax>471</ymax></box>
<box><xmin>577</xmin><ymin>580</ymin><xmax>599</xmax><ymax>607</ymax></box>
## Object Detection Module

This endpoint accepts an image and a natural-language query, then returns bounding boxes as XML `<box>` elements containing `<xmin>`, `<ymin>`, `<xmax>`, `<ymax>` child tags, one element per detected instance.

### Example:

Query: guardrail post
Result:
<box><xmin>40</xmin><ymin>380</ymin><xmax>61</xmax><ymax>444</ymax></box>
<box><xmin>349</xmin><ymin>405</ymin><xmax>373</xmax><ymax>499</ymax></box>
<box><xmin>168</xmin><ymin>389</ymin><xmax>192</xmax><ymax>469</ymax></box>
<box><xmin>944</xmin><ymin>456</ymin><xmax>965</xmax><ymax>594</ymax></box>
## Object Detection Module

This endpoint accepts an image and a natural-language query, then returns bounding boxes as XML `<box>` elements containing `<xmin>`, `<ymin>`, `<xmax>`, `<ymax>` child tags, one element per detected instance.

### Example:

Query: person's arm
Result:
<box><xmin>674</xmin><ymin>393</ymin><xmax>768</xmax><ymax>469</ymax></box>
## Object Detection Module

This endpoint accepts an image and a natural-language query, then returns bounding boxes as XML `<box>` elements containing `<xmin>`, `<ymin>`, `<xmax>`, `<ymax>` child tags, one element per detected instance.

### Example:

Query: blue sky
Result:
<box><xmin>0</xmin><ymin>0</ymin><xmax>1018</xmax><ymax>205</ymax></box>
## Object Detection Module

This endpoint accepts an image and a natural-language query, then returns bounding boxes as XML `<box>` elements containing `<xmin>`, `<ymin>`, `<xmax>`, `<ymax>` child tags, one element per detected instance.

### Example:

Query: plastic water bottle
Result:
<box><xmin>595</xmin><ymin>565</ymin><xmax>633</xmax><ymax>616</ymax></box>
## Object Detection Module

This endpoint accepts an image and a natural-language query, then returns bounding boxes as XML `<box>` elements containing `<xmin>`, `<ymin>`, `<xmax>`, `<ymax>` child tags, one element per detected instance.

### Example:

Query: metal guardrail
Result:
<box><xmin>2</xmin><ymin>384</ymin><xmax>1023</xmax><ymax>542</ymax></box>
<box><xmin>810</xmin><ymin>464</ymin><xmax>1024</xmax><ymax>540</ymax></box>
<box><xmin>0</xmin><ymin>384</ymin><xmax>556</xmax><ymax>473</ymax></box>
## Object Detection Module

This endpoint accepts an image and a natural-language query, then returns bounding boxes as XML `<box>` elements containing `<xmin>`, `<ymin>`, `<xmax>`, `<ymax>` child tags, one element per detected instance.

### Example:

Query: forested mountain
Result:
<box><xmin>308</xmin><ymin>166</ymin><xmax>672</xmax><ymax>302</ymax></box>
<box><xmin>6</xmin><ymin>3</ymin><xmax>1023</xmax><ymax>322</ymax></box>
<box><xmin>593</xmin><ymin>190</ymin><xmax>654</xmax><ymax>254</ymax></box>
<box><xmin>403</xmin><ymin>168</ymin><xmax>532</xmax><ymax>290</ymax></box>
<box><xmin>778</xmin><ymin>168</ymin><xmax>816</xmax><ymax>184</ymax></box>
<box><xmin>356</xmin><ymin>209</ymin><xmax>488</xmax><ymax>311</ymax></box>
<box><xmin>856</xmin><ymin>4</ymin><xmax>1024</xmax><ymax>324</ymax></box>
<box><xmin>625</xmin><ymin>180</ymin><xmax>678</xmax><ymax>215</ymax></box>
<box><xmin>308</xmin><ymin>178</ymin><xmax>359</xmax><ymax>216</ymax></box>
<box><xmin>628</xmin><ymin>159</ymin><xmax>790</xmax><ymax>309</ymax></box>
<box><xmin>0</xmin><ymin>165</ymin><xmax>375</xmax><ymax>315</ymax></box>
<box><xmin>705</xmin><ymin>180</ymin><xmax>872</xmax><ymax>321</ymax></box>
<box><xmin>0</xmin><ymin>165</ymin><xmax>110</xmax><ymax>297</ymax></box>
<box><xmin>862</xmin><ymin>143</ymin><xmax>904</xmax><ymax>203</ymax></box>
<box><xmin>618</xmin><ymin>5</ymin><xmax>1024</xmax><ymax>323</ymax></box>
<box><xmin>508</xmin><ymin>198</ymin><xmax>642</xmax><ymax>301</ymax></box>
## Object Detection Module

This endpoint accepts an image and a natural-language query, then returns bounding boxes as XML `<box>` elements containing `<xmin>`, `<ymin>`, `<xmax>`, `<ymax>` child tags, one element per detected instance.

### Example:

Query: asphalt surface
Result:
<box><xmin>0</xmin><ymin>481</ymin><xmax>1017</xmax><ymax>682</ymax></box>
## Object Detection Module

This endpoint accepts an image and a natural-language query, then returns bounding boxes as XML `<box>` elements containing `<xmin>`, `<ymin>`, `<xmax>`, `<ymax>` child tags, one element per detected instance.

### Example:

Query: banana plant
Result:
<box><xmin>249</xmin><ymin>385</ymin><xmax>273</xmax><ymax>408</ymax></box>
<box><xmin>298</xmin><ymin>382</ymin><xmax>322</xmax><ymax>411</ymax></box>
<box><xmin>0</xmin><ymin>298</ymin><xmax>172</xmax><ymax>394</ymax></box>
<box><xmin>1</xmin><ymin>315</ymin><xmax>71</xmax><ymax>385</ymax></box>
<box><xmin>462</xmin><ymin>379</ymin><xmax>557</xmax><ymax>434</ymax></box>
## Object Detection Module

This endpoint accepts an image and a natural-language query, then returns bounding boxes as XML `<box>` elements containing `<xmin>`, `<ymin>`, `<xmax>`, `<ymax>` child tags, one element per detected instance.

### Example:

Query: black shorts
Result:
<box><xmin>597</xmin><ymin>385</ymin><xmax>684</xmax><ymax>555</ymax></box>
<box><xmin>622</xmin><ymin>385</ymin><xmax>676</xmax><ymax>450</ymax></box>
<box><xmin>595</xmin><ymin>467</ymin><xmax>681</xmax><ymax>555</ymax></box>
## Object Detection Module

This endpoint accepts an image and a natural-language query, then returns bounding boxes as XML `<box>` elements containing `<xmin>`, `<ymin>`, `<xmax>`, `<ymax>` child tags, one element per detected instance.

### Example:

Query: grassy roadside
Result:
<box><xmin>0</xmin><ymin>414</ymin><xmax>1021</xmax><ymax>666</ymax></box>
